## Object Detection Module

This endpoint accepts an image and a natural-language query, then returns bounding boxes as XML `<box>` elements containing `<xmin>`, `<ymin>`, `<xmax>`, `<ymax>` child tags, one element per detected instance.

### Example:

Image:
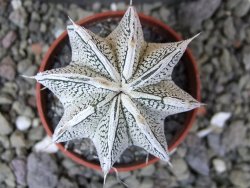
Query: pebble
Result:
<box><xmin>0</xmin><ymin>93</ymin><xmax>12</xmax><ymax>105</ymax></box>
<box><xmin>212</xmin><ymin>158</ymin><xmax>226</xmax><ymax>173</ymax></box>
<box><xmin>17</xmin><ymin>59</ymin><xmax>32</xmax><ymax>74</ymax></box>
<box><xmin>222</xmin><ymin>120</ymin><xmax>247</xmax><ymax>152</ymax></box>
<box><xmin>0</xmin><ymin>56</ymin><xmax>16</xmax><ymax>81</ymax></box>
<box><xmin>29</xmin><ymin>21</ymin><xmax>40</xmax><ymax>32</ymax></box>
<box><xmin>0</xmin><ymin>135</ymin><xmax>10</xmax><ymax>148</ymax></box>
<box><xmin>8</xmin><ymin>7</ymin><xmax>28</xmax><ymax>28</ymax></box>
<box><xmin>185</xmin><ymin>135</ymin><xmax>210</xmax><ymax>176</ymax></box>
<box><xmin>11</xmin><ymin>158</ymin><xmax>27</xmax><ymax>186</ymax></box>
<box><xmin>57</xmin><ymin>177</ymin><xmax>78</xmax><ymax>188</ymax></box>
<box><xmin>1</xmin><ymin>149</ymin><xmax>14</xmax><ymax>162</ymax></box>
<box><xmin>230</xmin><ymin>169</ymin><xmax>250</xmax><ymax>188</ymax></box>
<box><xmin>0</xmin><ymin>162</ymin><xmax>16</xmax><ymax>187</ymax></box>
<box><xmin>32</xmin><ymin>118</ymin><xmax>40</xmax><ymax>127</ymax></box>
<box><xmin>207</xmin><ymin>133</ymin><xmax>225</xmax><ymax>156</ymax></box>
<box><xmin>27</xmin><ymin>153</ymin><xmax>58</xmax><ymax>188</ymax></box>
<box><xmin>223</xmin><ymin>17</ymin><xmax>236</xmax><ymax>40</ymax></box>
<box><xmin>10</xmin><ymin>131</ymin><xmax>26</xmax><ymax>148</ymax></box>
<box><xmin>226</xmin><ymin>0</ymin><xmax>240</xmax><ymax>10</ymax></box>
<box><xmin>140</xmin><ymin>165</ymin><xmax>155</xmax><ymax>176</ymax></box>
<box><xmin>171</xmin><ymin>158</ymin><xmax>189</xmax><ymax>181</ymax></box>
<box><xmin>11</xmin><ymin>0</ymin><xmax>22</xmax><ymax>10</ymax></box>
<box><xmin>28</xmin><ymin>126</ymin><xmax>44</xmax><ymax>141</ymax></box>
<box><xmin>242</xmin><ymin>45</ymin><xmax>250</xmax><ymax>70</ymax></box>
<box><xmin>22</xmin><ymin>64</ymin><xmax>37</xmax><ymax>76</ymax></box>
<box><xmin>31</xmin><ymin>43</ymin><xmax>43</xmax><ymax>56</ymax></box>
<box><xmin>233</xmin><ymin>0</ymin><xmax>250</xmax><ymax>17</ymax></box>
<box><xmin>139</xmin><ymin>178</ymin><xmax>154</xmax><ymax>188</ymax></box>
<box><xmin>92</xmin><ymin>2</ymin><xmax>101</xmax><ymax>12</ymax></box>
<box><xmin>124</xmin><ymin>175</ymin><xmax>140</xmax><ymax>188</ymax></box>
<box><xmin>1</xmin><ymin>31</ymin><xmax>17</xmax><ymax>48</ymax></box>
<box><xmin>16</xmin><ymin>115</ymin><xmax>31</xmax><ymax>131</ymax></box>
<box><xmin>178</xmin><ymin>0</ymin><xmax>221</xmax><ymax>28</ymax></box>
<box><xmin>0</xmin><ymin>112</ymin><xmax>13</xmax><ymax>135</ymax></box>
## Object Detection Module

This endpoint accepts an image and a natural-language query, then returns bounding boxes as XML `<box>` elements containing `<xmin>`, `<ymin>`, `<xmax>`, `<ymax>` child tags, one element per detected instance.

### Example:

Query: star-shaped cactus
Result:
<box><xmin>33</xmin><ymin>5</ymin><xmax>201</xmax><ymax>176</ymax></box>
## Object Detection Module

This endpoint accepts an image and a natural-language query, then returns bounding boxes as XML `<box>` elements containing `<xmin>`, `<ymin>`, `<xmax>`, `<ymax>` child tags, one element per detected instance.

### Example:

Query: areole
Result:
<box><xmin>36</xmin><ymin>11</ymin><xmax>201</xmax><ymax>172</ymax></box>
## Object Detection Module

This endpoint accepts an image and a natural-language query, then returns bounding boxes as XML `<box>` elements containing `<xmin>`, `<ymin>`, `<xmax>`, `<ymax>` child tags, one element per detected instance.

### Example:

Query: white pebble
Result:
<box><xmin>212</xmin><ymin>158</ymin><xmax>226</xmax><ymax>173</ymax></box>
<box><xmin>34</xmin><ymin>136</ymin><xmax>58</xmax><ymax>153</ymax></box>
<box><xmin>110</xmin><ymin>3</ymin><xmax>117</xmax><ymax>11</ymax></box>
<box><xmin>11</xmin><ymin>0</ymin><xmax>22</xmax><ymax>10</ymax></box>
<box><xmin>16</xmin><ymin>116</ymin><xmax>31</xmax><ymax>131</ymax></box>
<box><xmin>211</xmin><ymin>112</ymin><xmax>231</xmax><ymax>128</ymax></box>
<box><xmin>32</xmin><ymin>118</ymin><xmax>40</xmax><ymax>127</ymax></box>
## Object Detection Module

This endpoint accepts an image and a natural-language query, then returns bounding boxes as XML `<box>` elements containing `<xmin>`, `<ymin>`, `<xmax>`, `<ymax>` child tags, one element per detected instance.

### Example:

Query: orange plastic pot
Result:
<box><xmin>36</xmin><ymin>11</ymin><xmax>201</xmax><ymax>172</ymax></box>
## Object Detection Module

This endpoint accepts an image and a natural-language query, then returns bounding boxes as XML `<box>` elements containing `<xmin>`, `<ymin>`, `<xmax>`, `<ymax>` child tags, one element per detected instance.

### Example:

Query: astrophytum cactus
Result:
<box><xmin>32</xmin><ymin>5</ymin><xmax>201</xmax><ymax>176</ymax></box>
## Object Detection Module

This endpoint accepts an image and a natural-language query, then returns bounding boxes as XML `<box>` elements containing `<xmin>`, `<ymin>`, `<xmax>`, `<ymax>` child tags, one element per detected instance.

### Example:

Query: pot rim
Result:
<box><xmin>36</xmin><ymin>10</ymin><xmax>201</xmax><ymax>172</ymax></box>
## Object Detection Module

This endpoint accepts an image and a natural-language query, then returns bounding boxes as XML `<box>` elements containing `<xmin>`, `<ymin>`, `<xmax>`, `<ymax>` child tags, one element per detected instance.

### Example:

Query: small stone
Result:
<box><xmin>22</xmin><ymin>64</ymin><xmax>37</xmax><ymax>76</ymax></box>
<box><xmin>57</xmin><ymin>177</ymin><xmax>78</xmax><ymax>188</ymax></box>
<box><xmin>32</xmin><ymin>118</ymin><xmax>40</xmax><ymax>127</ymax></box>
<box><xmin>53</xmin><ymin>27</ymin><xmax>64</xmax><ymax>38</ymax></box>
<box><xmin>226</xmin><ymin>0</ymin><xmax>240</xmax><ymax>9</ymax></box>
<box><xmin>124</xmin><ymin>175</ymin><xmax>140</xmax><ymax>188</ymax></box>
<box><xmin>0</xmin><ymin>135</ymin><xmax>10</xmax><ymax>148</ymax></box>
<box><xmin>207</xmin><ymin>133</ymin><xmax>225</xmax><ymax>156</ymax></box>
<box><xmin>31</xmin><ymin>11</ymin><xmax>40</xmax><ymax>21</ymax></box>
<box><xmin>139</xmin><ymin>178</ymin><xmax>154</xmax><ymax>188</ymax></box>
<box><xmin>17</xmin><ymin>59</ymin><xmax>32</xmax><ymax>74</ymax></box>
<box><xmin>210</xmin><ymin>111</ymin><xmax>231</xmax><ymax>128</ymax></box>
<box><xmin>9</xmin><ymin>7</ymin><xmax>27</xmax><ymax>28</ymax></box>
<box><xmin>203</xmin><ymin>19</ymin><xmax>214</xmax><ymax>31</ymax></box>
<box><xmin>219</xmin><ymin>49</ymin><xmax>232</xmax><ymax>74</ymax></box>
<box><xmin>230</xmin><ymin>169</ymin><xmax>250</xmax><ymax>188</ymax></box>
<box><xmin>116</xmin><ymin>2</ymin><xmax>126</xmax><ymax>10</ymax></box>
<box><xmin>233</xmin><ymin>0</ymin><xmax>250</xmax><ymax>17</ymax></box>
<box><xmin>1</xmin><ymin>149</ymin><xmax>14</xmax><ymax>162</ymax></box>
<box><xmin>31</xmin><ymin>43</ymin><xmax>43</xmax><ymax>56</ymax></box>
<box><xmin>16</xmin><ymin>116</ymin><xmax>31</xmax><ymax>131</ymax></box>
<box><xmin>0</xmin><ymin>162</ymin><xmax>16</xmax><ymax>187</ymax></box>
<box><xmin>222</xmin><ymin>120</ymin><xmax>247</xmax><ymax>152</ymax></box>
<box><xmin>28</xmin><ymin>126</ymin><xmax>44</xmax><ymax>141</ymax></box>
<box><xmin>76</xmin><ymin>8</ymin><xmax>92</xmax><ymax>19</ymax></box>
<box><xmin>11</xmin><ymin>0</ymin><xmax>21</xmax><ymax>10</ymax></box>
<box><xmin>185</xmin><ymin>135</ymin><xmax>210</xmax><ymax>176</ymax></box>
<box><xmin>140</xmin><ymin>165</ymin><xmax>155</xmax><ymax>176</ymax></box>
<box><xmin>92</xmin><ymin>2</ymin><xmax>101</xmax><ymax>12</ymax></box>
<box><xmin>212</xmin><ymin>158</ymin><xmax>226</xmax><ymax>173</ymax></box>
<box><xmin>34</xmin><ymin>136</ymin><xmax>58</xmax><ymax>153</ymax></box>
<box><xmin>10</xmin><ymin>131</ymin><xmax>26</xmax><ymax>148</ymax></box>
<box><xmin>178</xmin><ymin>0</ymin><xmax>221</xmax><ymax>29</ymax></box>
<box><xmin>143</xmin><ymin>4</ymin><xmax>153</xmax><ymax>15</ymax></box>
<box><xmin>40</xmin><ymin>23</ymin><xmax>47</xmax><ymax>33</ymax></box>
<box><xmin>110</xmin><ymin>3</ymin><xmax>117</xmax><ymax>11</ymax></box>
<box><xmin>0</xmin><ymin>93</ymin><xmax>12</xmax><ymax>105</ymax></box>
<box><xmin>242</xmin><ymin>45</ymin><xmax>250</xmax><ymax>70</ymax></box>
<box><xmin>223</xmin><ymin>17</ymin><xmax>236</xmax><ymax>40</ymax></box>
<box><xmin>159</xmin><ymin>7</ymin><xmax>171</xmax><ymax>21</ymax></box>
<box><xmin>11</xmin><ymin>158</ymin><xmax>27</xmax><ymax>186</ymax></box>
<box><xmin>0</xmin><ymin>56</ymin><xmax>16</xmax><ymax>81</ymax></box>
<box><xmin>0</xmin><ymin>112</ymin><xmax>13</xmax><ymax>135</ymax></box>
<box><xmin>1</xmin><ymin>31</ymin><xmax>17</xmax><ymax>48</ymax></box>
<box><xmin>27</xmin><ymin>153</ymin><xmax>58</xmax><ymax>188</ymax></box>
<box><xmin>171</xmin><ymin>158</ymin><xmax>189</xmax><ymax>181</ymax></box>
<box><xmin>29</xmin><ymin>21</ymin><xmax>40</xmax><ymax>32</ymax></box>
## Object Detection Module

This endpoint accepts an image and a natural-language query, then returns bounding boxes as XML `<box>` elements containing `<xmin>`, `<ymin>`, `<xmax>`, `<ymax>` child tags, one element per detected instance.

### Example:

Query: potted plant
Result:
<box><xmin>33</xmin><ymin>3</ymin><xmax>201</xmax><ymax>178</ymax></box>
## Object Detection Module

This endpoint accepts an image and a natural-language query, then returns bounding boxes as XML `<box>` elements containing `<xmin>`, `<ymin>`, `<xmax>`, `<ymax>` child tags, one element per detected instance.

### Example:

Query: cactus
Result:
<box><xmin>32</xmin><ymin>4</ymin><xmax>201</xmax><ymax>177</ymax></box>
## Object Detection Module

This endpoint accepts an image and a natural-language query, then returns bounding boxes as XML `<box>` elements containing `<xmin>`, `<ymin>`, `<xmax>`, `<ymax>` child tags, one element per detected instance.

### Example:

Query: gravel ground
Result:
<box><xmin>0</xmin><ymin>0</ymin><xmax>250</xmax><ymax>188</ymax></box>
